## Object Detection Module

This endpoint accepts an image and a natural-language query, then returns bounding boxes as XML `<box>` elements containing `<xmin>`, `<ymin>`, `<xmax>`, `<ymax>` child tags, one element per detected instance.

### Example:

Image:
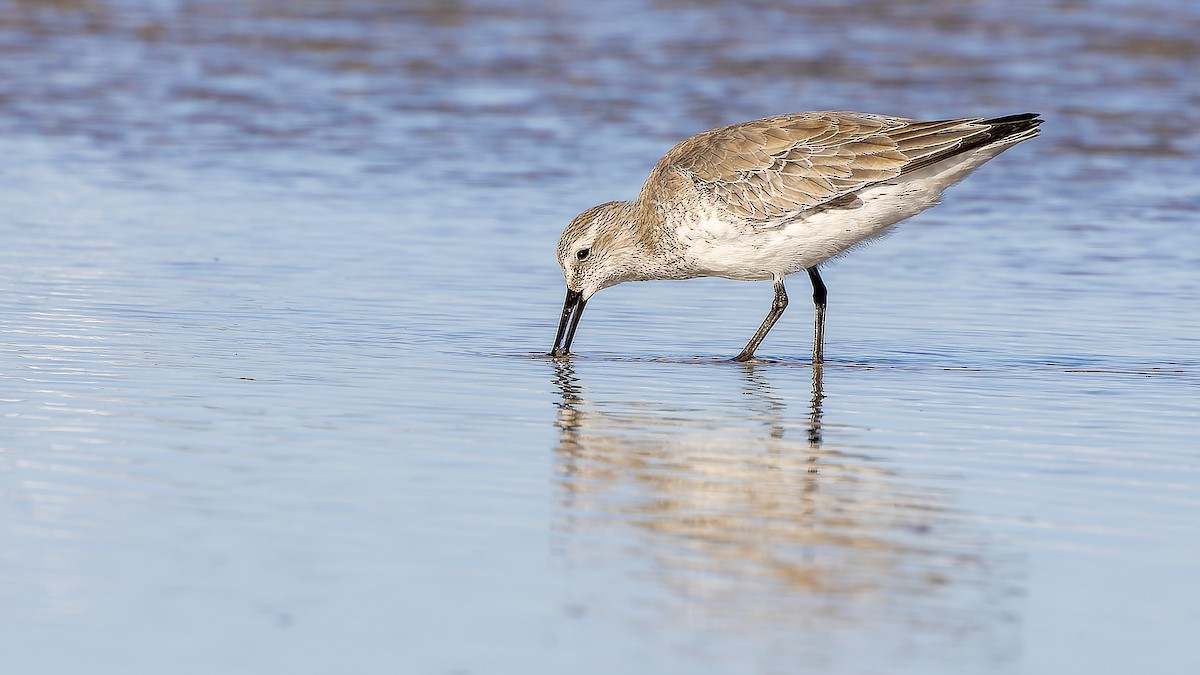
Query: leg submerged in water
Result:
<box><xmin>733</xmin><ymin>275</ymin><xmax>788</xmax><ymax>362</ymax></box>
<box><xmin>808</xmin><ymin>267</ymin><xmax>827</xmax><ymax>365</ymax></box>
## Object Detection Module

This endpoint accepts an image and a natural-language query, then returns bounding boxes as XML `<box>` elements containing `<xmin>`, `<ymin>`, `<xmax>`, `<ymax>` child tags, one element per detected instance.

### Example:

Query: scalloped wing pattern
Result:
<box><xmin>661</xmin><ymin>112</ymin><xmax>994</xmax><ymax>222</ymax></box>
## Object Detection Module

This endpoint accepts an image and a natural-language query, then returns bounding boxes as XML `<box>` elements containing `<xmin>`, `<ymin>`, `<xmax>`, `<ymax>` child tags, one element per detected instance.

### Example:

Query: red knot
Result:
<box><xmin>551</xmin><ymin>111</ymin><xmax>1042</xmax><ymax>363</ymax></box>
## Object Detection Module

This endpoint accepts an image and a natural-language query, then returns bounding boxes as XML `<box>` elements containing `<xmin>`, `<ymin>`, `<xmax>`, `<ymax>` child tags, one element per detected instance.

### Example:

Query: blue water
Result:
<box><xmin>2</xmin><ymin>1</ymin><xmax>1199</xmax><ymax>673</ymax></box>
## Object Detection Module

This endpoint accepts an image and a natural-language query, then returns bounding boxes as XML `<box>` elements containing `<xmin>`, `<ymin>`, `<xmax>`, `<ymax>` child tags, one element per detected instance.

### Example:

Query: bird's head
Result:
<box><xmin>556</xmin><ymin>201</ymin><xmax>644</xmax><ymax>299</ymax></box>
<box><xmin>551</xmin><ymin>200</ymin><xmax>642</xmax><ymax>356</ymax></box>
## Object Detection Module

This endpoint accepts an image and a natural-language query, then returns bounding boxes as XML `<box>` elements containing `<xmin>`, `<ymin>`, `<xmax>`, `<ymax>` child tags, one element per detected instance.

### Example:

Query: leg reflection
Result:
<box><xmin>735</xmin><ymin>360</ymin><xmax>824</xmax><ymax>449</ymax></box>
<box><xmin>809</xmin><ymin>364</ymin><xmax>824</xmax><ymax>447</ymax></box>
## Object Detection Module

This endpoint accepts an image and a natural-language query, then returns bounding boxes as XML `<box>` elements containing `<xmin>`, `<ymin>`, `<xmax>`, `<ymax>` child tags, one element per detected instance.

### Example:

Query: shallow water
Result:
<box><xmin>2</xmin><ymin>1</ymin><xmax>1199</xmax><ymax>673</ymax></box>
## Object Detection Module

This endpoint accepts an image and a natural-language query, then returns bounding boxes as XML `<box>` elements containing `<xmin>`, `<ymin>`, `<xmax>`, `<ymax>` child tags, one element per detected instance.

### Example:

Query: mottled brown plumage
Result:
<box><xmin>646</xmin><ymin>111</ymin><xmax>1032</xmax><ymax>224</ymax></box>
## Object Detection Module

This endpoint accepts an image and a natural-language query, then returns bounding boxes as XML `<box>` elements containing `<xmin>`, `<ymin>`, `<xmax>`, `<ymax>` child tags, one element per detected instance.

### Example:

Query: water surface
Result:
<box><xmin>2</xmin><ymin>1</ymin><xmax>1199</xmax><ymax>673</ymax></box>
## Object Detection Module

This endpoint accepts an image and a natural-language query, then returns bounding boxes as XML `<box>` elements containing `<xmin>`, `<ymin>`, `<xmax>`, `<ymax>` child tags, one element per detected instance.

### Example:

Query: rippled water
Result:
<box><xmin>2</xmin><ymin>1</ymin><xmax>1199</xmax><ymax>673</ymax></box>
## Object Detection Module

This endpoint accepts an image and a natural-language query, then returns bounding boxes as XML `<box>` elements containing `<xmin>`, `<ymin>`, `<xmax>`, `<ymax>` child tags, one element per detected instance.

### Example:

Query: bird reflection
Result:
<box><xmin>550</xmin><ymin>359</ymin><xmax>1018</xmax><ymax>641</ymax></box>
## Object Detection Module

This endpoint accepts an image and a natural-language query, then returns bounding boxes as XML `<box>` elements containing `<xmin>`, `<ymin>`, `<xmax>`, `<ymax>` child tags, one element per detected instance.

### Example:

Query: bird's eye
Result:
<box><xmin>576</xmin><ymin>248</ymin><xmax>590</xmax><ymax>261</ymax></box>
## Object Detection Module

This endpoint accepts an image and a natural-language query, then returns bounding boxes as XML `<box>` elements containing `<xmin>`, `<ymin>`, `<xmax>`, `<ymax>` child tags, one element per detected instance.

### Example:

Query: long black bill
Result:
<box><xmin>550</xmin><ymin>288</ymin><xmax>587</xmax><ymax>357</ymax></box>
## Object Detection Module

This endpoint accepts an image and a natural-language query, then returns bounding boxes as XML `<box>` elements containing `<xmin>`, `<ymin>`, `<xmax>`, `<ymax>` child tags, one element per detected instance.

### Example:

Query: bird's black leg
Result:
<box><xmin>808</xmin><ymin>267</ymin><xmax>827</xmax><ymax>365</ymax></box>
<box><xmin>733</xmin><ymin>277</ymin><xmax>788</xmax><ymax>362</ymax></box>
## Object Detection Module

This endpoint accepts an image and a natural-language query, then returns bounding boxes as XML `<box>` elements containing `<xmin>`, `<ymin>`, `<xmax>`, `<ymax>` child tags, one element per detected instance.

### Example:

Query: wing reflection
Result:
<box><xmin>551</xmin><ymin>360</ymin><xmax>1019</xmax><ymax>642</ymax></box>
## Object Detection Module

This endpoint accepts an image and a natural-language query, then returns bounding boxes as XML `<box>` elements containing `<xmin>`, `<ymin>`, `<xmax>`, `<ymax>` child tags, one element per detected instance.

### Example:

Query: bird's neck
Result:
<box><xmin>613</xmin><ymin>200</ymin><xmax>693</xmax><ymax>282</ymax></box>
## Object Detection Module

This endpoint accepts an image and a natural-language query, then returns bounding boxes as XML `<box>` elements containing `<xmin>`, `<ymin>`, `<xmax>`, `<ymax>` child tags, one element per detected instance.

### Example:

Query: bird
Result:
<box><xmin>550</xmin><ymin>111</ymin><xmax>1042</xmax><ymax>363</ymax></box>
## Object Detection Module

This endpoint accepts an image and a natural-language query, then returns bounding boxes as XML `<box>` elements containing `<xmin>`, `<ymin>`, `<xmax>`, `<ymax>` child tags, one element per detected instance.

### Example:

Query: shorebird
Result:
<box><xmin>551</xmin><ymin>111</ymin><xmax>1042</xmax><ymax>362</ymax></box>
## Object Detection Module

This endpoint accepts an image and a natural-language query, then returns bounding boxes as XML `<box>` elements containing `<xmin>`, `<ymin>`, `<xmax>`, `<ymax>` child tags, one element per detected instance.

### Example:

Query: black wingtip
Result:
<box><xmin>899</xmin><ymin>112</ymin><xmax>1043</xmax><ymax>176</ymax></box>
<box><xmin>982</xmin><ymin>112</ymin><xmax>1042</xmax><ymax>126</ymax></box>
<box><xmin>978</xmin><ymin>112</ymin><xmax>1043</xmax><ymax>146</ymax></box>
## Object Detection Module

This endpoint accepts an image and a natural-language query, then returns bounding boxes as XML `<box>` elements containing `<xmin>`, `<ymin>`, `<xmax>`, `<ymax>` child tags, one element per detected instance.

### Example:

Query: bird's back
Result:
<box><xmin>635</xmin><ymin>111</ymin><xmax>1041</xmax><ymax>279</ymax></box>
<box><xmin>640</xmin><ymin>111</ymin><xmax>1040</xmax><ymax>223</ymax></box>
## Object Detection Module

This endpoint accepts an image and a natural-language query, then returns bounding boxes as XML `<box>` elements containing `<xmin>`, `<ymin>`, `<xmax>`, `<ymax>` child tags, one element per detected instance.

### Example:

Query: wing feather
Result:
<box><xmin>646</xmin><ymin>111</ymin><xmax>1017</xmax><ymax>223</ymax></box>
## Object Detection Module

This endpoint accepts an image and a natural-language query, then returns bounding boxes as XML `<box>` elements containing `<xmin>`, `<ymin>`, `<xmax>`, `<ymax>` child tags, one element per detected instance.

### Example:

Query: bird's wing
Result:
<box><xmin>655</xmin><ymin>111</ymin><xmax>997</xmax><ymax>222</ymax></box>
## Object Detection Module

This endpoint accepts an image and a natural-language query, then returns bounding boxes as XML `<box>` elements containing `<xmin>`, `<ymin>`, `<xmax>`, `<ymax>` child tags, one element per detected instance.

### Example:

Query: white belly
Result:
<box><xmin>673</xmin><ymin>143</ymin><xmax>1012</xmax><ymax>280</ymax></box>
<box><xmin>674</xmin><ymin>187</ymin><xmax>922</xmax><ymax>279</ymax></box>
